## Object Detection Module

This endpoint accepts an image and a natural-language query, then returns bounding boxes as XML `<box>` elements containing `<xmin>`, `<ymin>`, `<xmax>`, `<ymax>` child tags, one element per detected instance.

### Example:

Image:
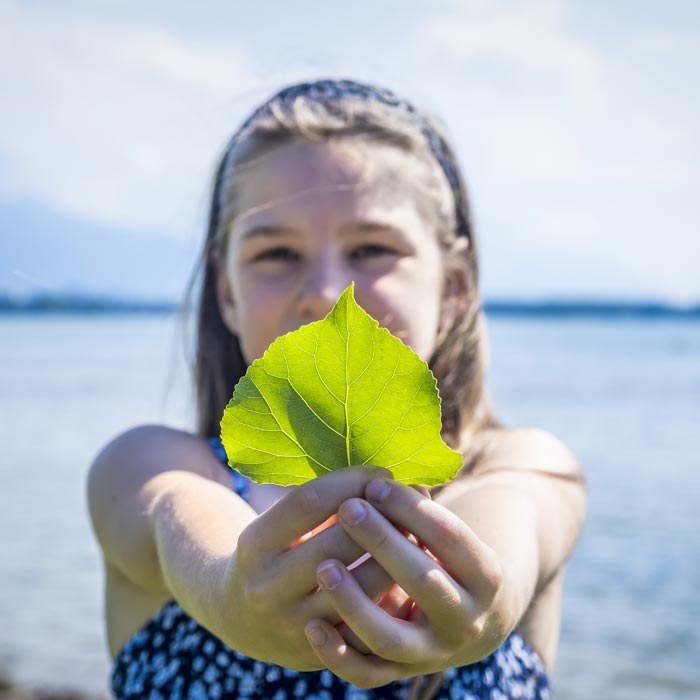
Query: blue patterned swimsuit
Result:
<box><xmin>111</xmin><ymin>438</ymin><xmax>551</xmax><ymax>700</ymax></box>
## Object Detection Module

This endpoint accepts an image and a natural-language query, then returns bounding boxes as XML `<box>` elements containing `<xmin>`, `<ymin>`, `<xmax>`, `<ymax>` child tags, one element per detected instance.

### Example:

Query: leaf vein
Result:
<box><xmin>247</xmin><ymin>378</ymin><xmax>331</xmax><ymax>472</ymax></box>
<box><xmin>361</xmin><ymin>371</ymin><xmax>430</xmax><ymax>464</ymax></box>
<box><xmin>276</xmin><ymin>342</ymin><xmax>345</xmax><ymax>438</ymax></box>
<box><xmin>309</xmin><ymin>329</ymin><xmax>343</xmax><ymax>404</ymax></box>
<box><xmin>348</xmin><ymin>348</ymin><xmax>401</xmax><ymax>428</ymax></box>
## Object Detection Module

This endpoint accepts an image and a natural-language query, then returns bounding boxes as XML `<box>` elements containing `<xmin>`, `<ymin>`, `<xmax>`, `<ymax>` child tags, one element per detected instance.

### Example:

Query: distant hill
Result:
<box><xmin>0</xmin><ymin>292</ymin><xmax>178</xmax><ymax>314</ymax></box>
<box><xmin>2</xmin><ymin>292</ymin><xmax>698</xmax><ymax>318</ymax></box>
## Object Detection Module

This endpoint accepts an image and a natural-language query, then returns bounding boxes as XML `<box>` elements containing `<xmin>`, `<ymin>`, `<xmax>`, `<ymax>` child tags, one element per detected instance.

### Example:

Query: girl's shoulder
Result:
<box><xmin>89</xmin><ymin>424</ymin><xmax>230</xmax><ymax>490</ymax></box>
<box><xmin>445</xmin><ymin>425</ymin><xmax>586</xmax><ymax>597</ymax></box>
<box><xmin>466</xmin><ymin>425</ymin><xmax>585</xmax><ymax>483</ymax></box>
<box><xmin>88</xmin><ymin>425</ymin><xmax>233</xmax><ymax>595</ymax></box>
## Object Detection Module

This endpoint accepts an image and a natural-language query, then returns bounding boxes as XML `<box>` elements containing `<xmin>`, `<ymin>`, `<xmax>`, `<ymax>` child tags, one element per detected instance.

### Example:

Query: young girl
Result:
<box><xmin>88</xmin><ymin>78</ymin><xmax>586</xmax><ymax>700</ymax></box>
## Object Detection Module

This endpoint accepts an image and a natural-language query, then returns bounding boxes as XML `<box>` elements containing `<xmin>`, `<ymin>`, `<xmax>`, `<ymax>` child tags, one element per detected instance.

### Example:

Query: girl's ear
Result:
<box><xmin>212</xmin><ymin>252</ymin><xmax>240</xmax><ymax>335</ymax></box>
<box><xmin>439</xmin><ymin>267</ymin><xmax>466</xmax><ymax>335</ymax></box>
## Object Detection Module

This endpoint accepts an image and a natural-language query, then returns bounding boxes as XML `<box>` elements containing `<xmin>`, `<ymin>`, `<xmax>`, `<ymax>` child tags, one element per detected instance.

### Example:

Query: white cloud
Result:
<box><xmin>404</xmin><ymin>0</ymin><xmax>699</xmax><ymax>301</ymax></box>
<box><xmin>417</xmin><ymin>0</ymin><xmax>700</xmax><ymax>189</ymax></box>
<box><xmin>0</xmin><ymin>0</ymin><xmax>264</xmax><ymax>238</ymax></box>
<box><xmin>426</xmin><ymin>0</ymin><xmax>600</xmax><ymax>105</ymax></box>
<box><xmin>382</xmin><ymin>0</ymin><xmax>603</xmax><ymax>188</ymax></box>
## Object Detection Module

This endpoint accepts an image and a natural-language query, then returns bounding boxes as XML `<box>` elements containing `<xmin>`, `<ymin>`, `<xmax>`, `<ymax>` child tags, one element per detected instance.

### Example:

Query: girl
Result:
<box><xmin>88</xmin><ymin>78</ymin><xmax>586</xmax><ymax>700</ymax></box>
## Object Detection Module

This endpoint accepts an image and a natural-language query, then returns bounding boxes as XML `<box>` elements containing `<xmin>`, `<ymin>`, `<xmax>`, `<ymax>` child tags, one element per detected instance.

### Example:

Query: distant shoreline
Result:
<box><xmin>1</xmin><ymin>294</ymin><xmax>699</xmax><ymax>319</ymax></box>
<box><xmin>0</xmin><ymin>295</ymin><xmax>178</xmax><ymax>315</ymax></box>
<box><xmin>483</xmin><ymin>301</ymin><xmax>700</xmax><ymax>319</ymax></box>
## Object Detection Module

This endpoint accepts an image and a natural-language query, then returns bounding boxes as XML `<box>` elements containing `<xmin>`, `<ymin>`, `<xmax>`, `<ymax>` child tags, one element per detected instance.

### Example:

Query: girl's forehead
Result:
<box><xmin>233</xmin><ymin>138</ymin><xmax>428</xmax><ymax>212</ymax></box>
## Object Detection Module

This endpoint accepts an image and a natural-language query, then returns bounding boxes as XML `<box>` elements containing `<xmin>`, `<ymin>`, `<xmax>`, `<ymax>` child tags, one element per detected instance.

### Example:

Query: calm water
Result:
<box><xmin>0</xmin><ymin>314</ymin><xmax>698</xmax><ymax>698</ymax></box>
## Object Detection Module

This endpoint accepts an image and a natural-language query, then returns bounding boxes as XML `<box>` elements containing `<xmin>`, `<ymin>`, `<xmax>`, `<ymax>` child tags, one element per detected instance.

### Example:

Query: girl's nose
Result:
<box><xmin>295</xmin><ymin>260</ymin><xmax>349</xmax><ymax>321</ymax></box>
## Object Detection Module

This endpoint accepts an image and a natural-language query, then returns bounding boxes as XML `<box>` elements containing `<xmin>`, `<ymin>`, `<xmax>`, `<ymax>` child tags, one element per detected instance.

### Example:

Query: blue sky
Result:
<box><xmin>1</xmin><ymin>0</ymin><xmax>698</xmax><ymax>302</ymax></box>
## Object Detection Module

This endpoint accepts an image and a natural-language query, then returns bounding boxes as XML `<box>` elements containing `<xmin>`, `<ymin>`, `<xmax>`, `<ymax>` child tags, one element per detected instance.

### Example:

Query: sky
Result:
<box><xmin>1</xmin><ymin>0</ymin><xmax>699</xmax><ymax>303</ymax></box>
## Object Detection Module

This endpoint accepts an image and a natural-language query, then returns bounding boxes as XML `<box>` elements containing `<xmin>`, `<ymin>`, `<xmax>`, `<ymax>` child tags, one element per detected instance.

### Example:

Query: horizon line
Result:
<box><xmin>1</xmin><ymin>291</ymin><xmax>699</xmax><ymax>318</ymax></box>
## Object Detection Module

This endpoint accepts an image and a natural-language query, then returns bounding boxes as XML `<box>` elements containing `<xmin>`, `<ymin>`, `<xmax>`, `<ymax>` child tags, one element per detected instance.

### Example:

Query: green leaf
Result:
<box><xmin>220</xmin><ymin>283</ymin><xmax>462</xmax><ymax>486</ymax></box>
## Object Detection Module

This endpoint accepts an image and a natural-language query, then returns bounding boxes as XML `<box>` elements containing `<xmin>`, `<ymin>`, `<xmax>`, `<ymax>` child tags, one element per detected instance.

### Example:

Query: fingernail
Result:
<box><xmin>305</xmin><ymin>624</ymin><xmax>326</xmax><ymax>646</ymax></box>
<box><xmin>317</xmin><ymin>563</ymin><xmax>342</xmax><ymax>590</ymax></box>
<box><xmin>374</xmin><ymin>468</ymin><xmax>394</xmax><ymax>480</ymax></box>
<box><xmin>340</xmin><ymin>499</ymin><xmax>366</xmax><ymax>525</ymax></box>
<box><xmin>366</xmin><ymin>479</ymin><xmax>391</xmax><ymax>502</ymax></box>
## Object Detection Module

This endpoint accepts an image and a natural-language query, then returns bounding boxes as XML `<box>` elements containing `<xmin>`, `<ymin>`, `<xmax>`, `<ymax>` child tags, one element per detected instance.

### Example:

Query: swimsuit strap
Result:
<box><xmin>208</xmin><ymin>436</ymin><xmax>250</xmax><ymax>502</ymax></box>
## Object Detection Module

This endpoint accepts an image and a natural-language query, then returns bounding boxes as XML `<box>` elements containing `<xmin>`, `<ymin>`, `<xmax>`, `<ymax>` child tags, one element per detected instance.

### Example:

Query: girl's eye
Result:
<box><xmin>253</xmin><ymin>247</ymin><xmax>300</xmax><ymax>262</ymax></box>
<box><xmin>350</xmin><ymin>244</ymin><xmax>396</xmax><ymax>260</ymax></box>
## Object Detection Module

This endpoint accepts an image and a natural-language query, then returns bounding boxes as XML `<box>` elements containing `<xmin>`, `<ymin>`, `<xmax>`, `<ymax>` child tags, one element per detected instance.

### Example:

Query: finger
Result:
<box><xmin>240</xmin><ymin>466</ymin><xmax>392</xmax><ymax>554</ymax></box>
<box><xmin>313</xmin><ymin>559</ymin><xmax>429</xmax><ymax>664</ymax></box>
<box><xmin>301</xmin><ymin>554</ymin><xmax>395</xmax><ymax>620</ymax></box>
<box><xmin>336</xmin><ymin>499</ymin><xmax>476</xmax><ymax>636</ymax></box>
<box><xmin>296</xmin><ymin>513</ymin><xmax>339</xmax><ymax>545</ymax></box>
<box><xmin>363</xmin><ymin>479</ymin><xmax>503</xmax><ymax>604</ymax></box>
<box><xmin>271</xmin><ymin>521</ymin><xmax>368</xmax><ymax>596</ymax></box>
<box><xmin>350</xmin><ymin>554</ymin><xmax>395</xmax><ymax>602</ymax></box>
<box><xmin>336</xmin><ymin>621</ymin><xmax>372</xmax><ymax>654</ymax></box>
<box><xmin>304</xmin><ymin>618</ymin><xmax>411</xmax><ymax>689</ymax></box>
<box><xmin>377</xmin><ymin>584</ymin><xmax>414</xmax><ymax>620</ymax></box>
<box><xmin>348</xmin><ymin>584</ymin><xmax>415</xmax><ymax>643</ymax></box>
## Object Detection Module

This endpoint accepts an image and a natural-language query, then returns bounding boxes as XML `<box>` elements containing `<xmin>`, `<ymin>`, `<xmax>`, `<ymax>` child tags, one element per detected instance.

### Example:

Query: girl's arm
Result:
<box><xmin>87</xmin><ymin>425</ymin><xmax>256</xmax><ymax>639</ymax></box>
<box><xmin>302</xmin><ymin>427</ymin><xmax>586</xmax><ymax>686</ymax></box>
<box><xmin>87</xmin><ymin>425</ymin><xmax>395</xmax><ymax>669</ymax></box>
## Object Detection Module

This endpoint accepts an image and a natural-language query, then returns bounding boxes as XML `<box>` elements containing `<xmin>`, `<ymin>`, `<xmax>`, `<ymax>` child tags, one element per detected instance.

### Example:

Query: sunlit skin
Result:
<box><xmin>215</xmin><ymin>137</ymin><xmax>446</xmax><ymax>365</ymax></box>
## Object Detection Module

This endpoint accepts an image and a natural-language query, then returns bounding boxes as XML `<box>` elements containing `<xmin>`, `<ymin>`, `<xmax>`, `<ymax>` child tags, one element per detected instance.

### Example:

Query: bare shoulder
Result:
<box><xmin>87</xmin><ymin>424</ymin><xmax>229</xmax><ymax>591</ymax></box>
<box><xmin>471</xmin><ymin>425</ymin><xmax>585</xmax><ymax>482</ymax></box>
<box><xmin>450</xmin><ymin>425</ymin><xmax>587</xmax><ymax>586</ymax></box>
<box><xmin>89</xmin><ymin>424</ymin><xmax>226</xmax><ymax>483</ymax></box>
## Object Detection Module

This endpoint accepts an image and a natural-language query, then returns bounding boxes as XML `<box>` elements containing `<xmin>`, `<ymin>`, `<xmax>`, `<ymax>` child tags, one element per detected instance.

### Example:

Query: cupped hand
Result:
<box><xmin>221</xmin><ymin>466</ymin><xmax>397</xmax><ymax>671</ymax></box>
<box><xmin>303</xmin><ymin>478</ymin><xmax>505</xmax><ymax>688</ymax></box>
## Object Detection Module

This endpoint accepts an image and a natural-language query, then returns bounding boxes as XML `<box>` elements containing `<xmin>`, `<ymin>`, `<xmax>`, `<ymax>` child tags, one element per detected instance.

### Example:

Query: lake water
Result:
<box><xmin>1</xmin><ymin>313</ymin><xmax>698</xmax><ymax>699</ymax></box>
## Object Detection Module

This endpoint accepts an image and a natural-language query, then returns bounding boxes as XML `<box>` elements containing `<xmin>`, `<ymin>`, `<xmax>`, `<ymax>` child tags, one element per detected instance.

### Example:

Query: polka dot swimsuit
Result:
<box><xmin>111</xmin><ymin>438</ymin><xmax>551</xmax><ymax>700</ymax></box>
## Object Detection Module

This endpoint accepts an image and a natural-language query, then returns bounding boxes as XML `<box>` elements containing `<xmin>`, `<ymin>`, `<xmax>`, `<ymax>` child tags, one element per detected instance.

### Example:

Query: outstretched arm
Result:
<box><xmin>87</xmin><ymin>425</ymin><xmax>397</xmax><ymax>670</ymax></box>
<box><xmin>303</xmin><ymin>428</ymin><xmax>586</xmax><ymax>687</ymax></box>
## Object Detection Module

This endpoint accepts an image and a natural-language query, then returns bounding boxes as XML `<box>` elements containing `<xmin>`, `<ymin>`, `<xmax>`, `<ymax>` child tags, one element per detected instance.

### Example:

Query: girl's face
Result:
<box><xmin>216</xmin><ymin>137</ymin><xmax>446</xmax><ymax>365</ymax></box>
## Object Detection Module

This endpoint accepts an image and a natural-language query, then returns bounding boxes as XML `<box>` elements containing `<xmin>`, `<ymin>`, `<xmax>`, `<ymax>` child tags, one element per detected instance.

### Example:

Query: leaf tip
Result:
<box><xmin>337</xmin><ymin>281</ymin><xmax>356</xmax><ymax>307</ymax></box>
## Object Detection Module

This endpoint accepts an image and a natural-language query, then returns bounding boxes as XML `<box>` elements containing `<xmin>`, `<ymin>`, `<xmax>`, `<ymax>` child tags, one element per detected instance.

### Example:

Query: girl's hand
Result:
<box><xmin>222</xmin><ymin>466</ymin><xmax>398</xmax><ymax>671</ymax></box>
<box><xmin>303</xmin><ymin>478</ymin><xmax>505</xmax><ymax>687</ymax></box>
